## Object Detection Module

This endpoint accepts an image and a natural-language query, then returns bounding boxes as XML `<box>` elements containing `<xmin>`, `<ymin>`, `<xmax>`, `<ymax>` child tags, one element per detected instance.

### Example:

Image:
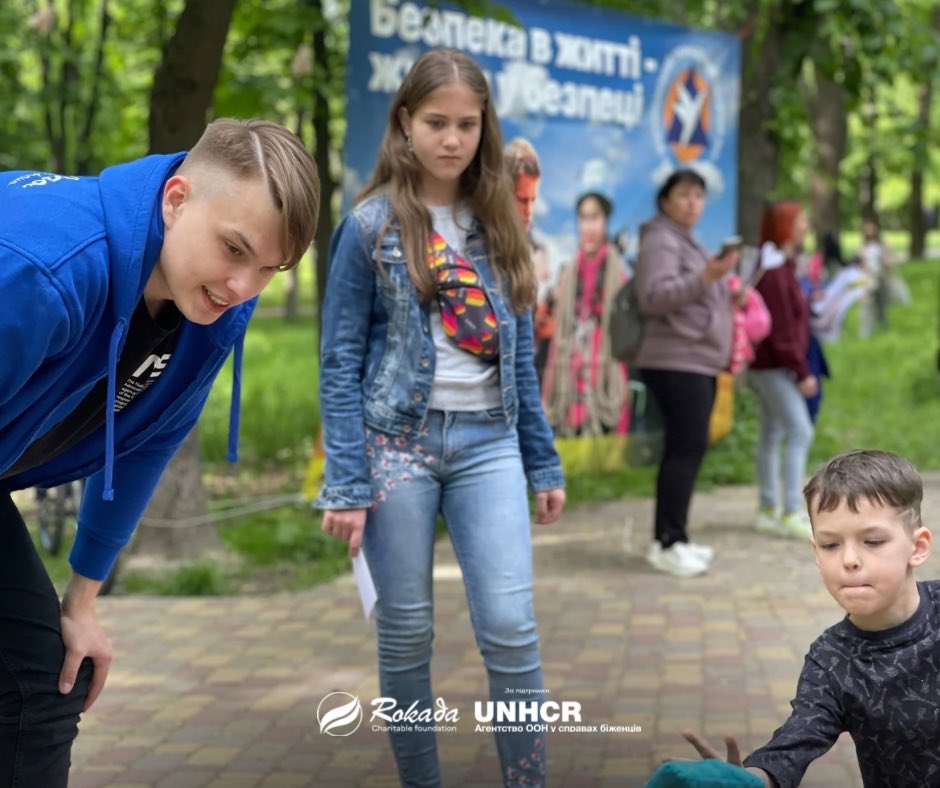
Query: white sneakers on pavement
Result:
<box><xmin>646</xmin><ymin>541</ymin><xmax>710</xmax><ymax>577</ymax></box>
<box><xmin>683</xmin><ymin>541</ymin><xmax>714</xmax><ymax>563</ymax></box>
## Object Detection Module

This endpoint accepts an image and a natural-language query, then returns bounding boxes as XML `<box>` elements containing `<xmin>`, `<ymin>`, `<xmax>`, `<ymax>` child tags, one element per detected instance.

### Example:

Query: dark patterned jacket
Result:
<box><xmin>744</xmin><ymin>580</ymin><xmax>940</xmax><ymax>787</ymax></box>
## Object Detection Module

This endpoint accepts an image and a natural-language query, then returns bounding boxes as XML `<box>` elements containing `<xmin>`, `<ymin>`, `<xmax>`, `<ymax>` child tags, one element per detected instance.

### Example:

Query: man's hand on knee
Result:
<box><xmin>60</xmin><ymin>572</ymin><xmax>112</xmax><ymax>712</ymax></box>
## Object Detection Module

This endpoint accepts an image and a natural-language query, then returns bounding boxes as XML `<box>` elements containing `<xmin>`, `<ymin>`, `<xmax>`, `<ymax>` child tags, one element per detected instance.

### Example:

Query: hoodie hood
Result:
<box><xmin>95</xmin><ymin>154</ymin><xmax>184</xmax><ymax>500</ymax></box>
<box><xmin>93</xmin><ymin>153</ymin><xmax>248</xmax><ymax>497</ymax></box>
<box><xmin>98</xmin><ymin>153</ymin><xmax>186</xmax><ymax>323</ymax></box>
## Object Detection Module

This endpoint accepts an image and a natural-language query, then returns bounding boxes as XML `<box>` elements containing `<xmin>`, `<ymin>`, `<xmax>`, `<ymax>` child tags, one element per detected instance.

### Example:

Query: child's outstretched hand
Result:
<box><xmin>682</xmin><ymin>731</ymin><xmax>744</xmax><ymax>765</ymax></box>
<box><xmin>665</xmin><ymin>732</ymin><xmax>773</xmax><ymax>787</ymax></box>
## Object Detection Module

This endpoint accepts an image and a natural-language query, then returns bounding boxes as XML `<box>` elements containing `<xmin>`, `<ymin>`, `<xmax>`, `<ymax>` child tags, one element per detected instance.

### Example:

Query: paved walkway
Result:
<box><xmin>69</xmin><ymin>477</ymin><xmax>940</xmax><ymax>788</ymax></box>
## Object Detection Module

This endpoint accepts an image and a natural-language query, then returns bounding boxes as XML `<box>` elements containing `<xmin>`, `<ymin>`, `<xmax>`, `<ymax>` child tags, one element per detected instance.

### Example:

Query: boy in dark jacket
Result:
<box><xmin>673</xmin><ymin>450</ymin><xmax>938</xmax><ymax>788</ymax></box>
<box><xmin>0</xmin><ymin>118</ymin><xmax>319</xmax><ymax>786</ymax></box>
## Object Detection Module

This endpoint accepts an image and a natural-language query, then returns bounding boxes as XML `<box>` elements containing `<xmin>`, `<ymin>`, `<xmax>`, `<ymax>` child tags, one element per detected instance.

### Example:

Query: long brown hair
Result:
<box><xmin>358</xmin><ymin>48</ymin><xmax>535</xmax><ymax>312</ymax></box>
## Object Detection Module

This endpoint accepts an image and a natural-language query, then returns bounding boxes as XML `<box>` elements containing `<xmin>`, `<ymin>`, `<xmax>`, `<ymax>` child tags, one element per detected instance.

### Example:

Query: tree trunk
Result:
<box><xmin>135</xmin><ymin>0</ymin><xmax>236</xmax><ymax>561</ymax></box>
<box><xmin>132</xmin><ymin>431</ymin><xmax>218</xmax><ymax>558</ymax></box>
<box><xmin>736</xmin><ymin>10</ymin><xmax>784</xmax><ymax>244</ymax></box>
<box><xmin>37</xmin><ymin>0</ymin><xmax>66</xmax><ymax>171</ymax></box>
<box><xmin>76</xmin><ymin>0</ymin><xmax>110</xmax><ymax>173</ymax></box>
<box><xmin>311</xmin><ymin>0</ymin><xmax>334</xmax><ymax>330</ymax></box>
<box><xmin>148</xmin><ymin>0</ymin><xmax>236</xmax><ymax>154</ymax></box>
<box><xmin>284</xmin><ymin>266</ymin><xmax>300</xmax><ymax>321</ymax></box>
<box><xmin>859</xmin><ymin>100</ymin><xmax>878</xmax><ymax>224</ymax></box>
<box><xmin>910</xmin><ymin>79</ymin><xmax>934</xmax><ymax>261</ymax></box>
<box><xmin>283</xmin><ymin>111</ymin><xmax>305</xmax><ymax>322</ymax></box>
<box><xmin>801</xmin><ymin>62</ymin><xmax>848</xmax><ymax>246</ymax></box>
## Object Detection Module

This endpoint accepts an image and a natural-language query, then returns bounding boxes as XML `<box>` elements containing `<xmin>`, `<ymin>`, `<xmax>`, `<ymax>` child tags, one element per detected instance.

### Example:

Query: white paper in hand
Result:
<box><xmin>352</xmin><ymin>551</ymin><xmax>377</xmax><ymax>622</ymax></box>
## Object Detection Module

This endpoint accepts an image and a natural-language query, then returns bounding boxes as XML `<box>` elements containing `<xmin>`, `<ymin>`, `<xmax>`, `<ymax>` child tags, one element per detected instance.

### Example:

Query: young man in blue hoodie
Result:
<box><xmin>0</xmin><ymin>118</ymin><xmax>319</xmax><ymax>785</ymax></box>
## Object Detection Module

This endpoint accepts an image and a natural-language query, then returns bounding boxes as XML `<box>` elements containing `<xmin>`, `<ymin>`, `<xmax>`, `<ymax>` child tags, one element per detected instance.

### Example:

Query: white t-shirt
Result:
<box><xmin>426</xmin><ymin>204</ymin><xmax>501</xmax><ymax>411</ymax></box>
<box><xmin>862</xmin><ymin>241</ymin><xmax>884</xmax><ymax>277</ymax></box>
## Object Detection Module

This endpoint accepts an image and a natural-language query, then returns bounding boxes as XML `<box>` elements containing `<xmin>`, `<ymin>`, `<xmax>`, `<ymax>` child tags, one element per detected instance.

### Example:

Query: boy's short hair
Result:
<box><xmin>803</xmin><ymin>449</ymin><xmax>923</xmax><ymax>531</ymax></box>
<box><xmin>180</xmin><ymin>118</ymin><xmax>320</xmax><ymax>269</ymax></box>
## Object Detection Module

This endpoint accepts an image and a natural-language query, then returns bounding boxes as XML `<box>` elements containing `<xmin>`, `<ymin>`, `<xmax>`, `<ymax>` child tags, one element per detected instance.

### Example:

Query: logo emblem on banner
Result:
<box><xmin>663</xmin><ymin>67</ymin><xmax>712</xmax><ymax>163</ymax></box>
<box><xmin>317</xmin><ymin>692</ymin><xmax>364</xmax><ymax>736</ymax></box>
<box><xmin>651</xmin><ymin>45</ymin><xmax>728</xmax><ymax>192</ymax></box>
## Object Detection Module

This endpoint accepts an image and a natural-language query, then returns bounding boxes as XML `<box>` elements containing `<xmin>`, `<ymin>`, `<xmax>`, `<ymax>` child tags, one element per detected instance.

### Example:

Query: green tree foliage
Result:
<box><xmin>1</xmin><ymin>0</ymin><xmax>184</xmax><ymax>173</ymax></box>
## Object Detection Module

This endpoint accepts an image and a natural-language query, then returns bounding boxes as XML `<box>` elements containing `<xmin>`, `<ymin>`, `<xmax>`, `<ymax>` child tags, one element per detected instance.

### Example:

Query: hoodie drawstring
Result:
<box><xmin>102</xmin><ymin>320</ymin><xmax>127</xmax><ymax>501</ymax></box>
<box><xmin>227</xmin><ymin>331</ymin><xmax>245</xmax><ymax>463</ymax></box>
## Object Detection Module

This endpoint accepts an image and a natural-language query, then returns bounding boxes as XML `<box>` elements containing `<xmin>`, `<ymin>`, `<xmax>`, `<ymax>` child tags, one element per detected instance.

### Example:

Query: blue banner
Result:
<box><xmin>343</xmin><ymin>0</ymin><xmax>740</xmax><ymax>265</ymax></box>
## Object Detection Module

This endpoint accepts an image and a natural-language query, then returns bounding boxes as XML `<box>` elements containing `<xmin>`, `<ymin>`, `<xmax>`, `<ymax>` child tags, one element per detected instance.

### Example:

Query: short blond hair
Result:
<box><xmin>181</xmin><ymin>118</ymin><xmax>319</xmax><ymax>269</ymax></box>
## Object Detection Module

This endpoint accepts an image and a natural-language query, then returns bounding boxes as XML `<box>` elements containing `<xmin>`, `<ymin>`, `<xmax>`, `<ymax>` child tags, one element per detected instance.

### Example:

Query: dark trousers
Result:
<box><xmin>0</xmin><ymin>488</ymin><xmax>92</xmax><ymax>787</ymax></box>
<box><xmin>638</xmin><ymin>369</ymin><xmax>715</xmax><ymax>548</ymax></box>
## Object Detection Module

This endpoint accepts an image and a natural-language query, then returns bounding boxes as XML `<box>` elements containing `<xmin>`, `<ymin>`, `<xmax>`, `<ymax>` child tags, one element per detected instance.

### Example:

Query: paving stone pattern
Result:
<box><xmin>69</xmin><ymin>477</ymin><xmax>940</xmax><ymax>787</ymax></box>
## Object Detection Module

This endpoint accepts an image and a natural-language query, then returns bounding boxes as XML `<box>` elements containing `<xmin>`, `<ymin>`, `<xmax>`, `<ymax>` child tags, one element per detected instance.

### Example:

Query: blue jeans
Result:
<box><xmin>748</xmin><ymin>369</ymin><xmax>815</xmax><ymax>514</ymax></box>
<box><xmin>363</xmin><ymin>410</ymin><xmax>546</xmax><ymax>788</ymax></box>
<box><xmin>0</xmin><ymin>488</ymin><xmax>93</xmax><ymax>787</ymax></box>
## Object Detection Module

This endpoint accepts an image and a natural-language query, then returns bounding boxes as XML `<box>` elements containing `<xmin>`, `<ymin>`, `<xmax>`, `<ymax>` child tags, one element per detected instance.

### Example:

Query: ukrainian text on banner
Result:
<box><xmin>342</xmin><ymin>0</ymin><xmax>740</xmax><ymax>443</ymax></box>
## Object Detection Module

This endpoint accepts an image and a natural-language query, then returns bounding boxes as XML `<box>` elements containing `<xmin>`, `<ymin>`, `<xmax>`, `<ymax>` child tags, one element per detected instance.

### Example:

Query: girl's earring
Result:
<box><xmin>406</xmin><ymin>135</ymin><xmax>414</xmax><ymax>154</ymax></box>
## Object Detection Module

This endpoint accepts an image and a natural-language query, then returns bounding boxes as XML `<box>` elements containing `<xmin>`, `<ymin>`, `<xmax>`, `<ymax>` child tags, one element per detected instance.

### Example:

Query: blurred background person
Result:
<box><xmin>750</xmin><ymin>201</ymin><xmax>816</xmax><ymax>539</ymax></box>
<box><xmin>542</xmin><ymin>161</ymin><xmax>630</xmax><ymax>437</ymax></box>
<box><xmin>633</xmin><ymin>169</ymin><xmax>737</xmax><ymax>577</ymax></box>
<box><xmin>857</xmin><ymin>217</ymin><xmax>894</xmax><ymax>336</ymax></box>
<box><xmin>504</xmin><ymin>137</ymin><xmax>553</xmax><ymax>380</ymax></box>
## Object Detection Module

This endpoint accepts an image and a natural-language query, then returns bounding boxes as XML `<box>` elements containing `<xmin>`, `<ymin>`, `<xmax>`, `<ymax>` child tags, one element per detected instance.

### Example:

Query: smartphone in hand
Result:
<box><xmin>719</xmin><ymin>235</ymin><xmax>742</xmax><ymax>258</ymax></box>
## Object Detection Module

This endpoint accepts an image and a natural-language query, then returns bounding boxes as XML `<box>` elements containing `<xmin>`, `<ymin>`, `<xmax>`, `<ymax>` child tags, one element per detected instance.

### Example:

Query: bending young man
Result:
<box><xmin>0</xmin><ymin>118</ymin><xmax>319</xmax><ymax>786</ymax></box>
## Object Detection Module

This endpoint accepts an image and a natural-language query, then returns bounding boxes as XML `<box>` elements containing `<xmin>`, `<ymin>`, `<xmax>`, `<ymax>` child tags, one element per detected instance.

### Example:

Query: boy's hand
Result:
<box><xmin>683</xmin><ymin>731</ymin><xmax>744</xmax><ymax>765</ymax></box>
<box><xmin>680</xmin><ymin>732</ymin><xmax>776</xmax><ymax>787</ymax></box>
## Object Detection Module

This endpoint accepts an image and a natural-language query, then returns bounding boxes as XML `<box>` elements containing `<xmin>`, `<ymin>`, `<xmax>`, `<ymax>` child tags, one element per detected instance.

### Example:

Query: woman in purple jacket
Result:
<box><xmin>633</xmin><ymin>170</ymin><xmax>737</xmax><ymax>577</ymax></box>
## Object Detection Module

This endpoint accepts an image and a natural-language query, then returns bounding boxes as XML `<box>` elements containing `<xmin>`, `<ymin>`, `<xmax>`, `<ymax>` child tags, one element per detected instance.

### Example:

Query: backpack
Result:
<box><xmin>609</xmin><ymin>278</ymin><xmax>644</xmax><ymax>364</ymax></box>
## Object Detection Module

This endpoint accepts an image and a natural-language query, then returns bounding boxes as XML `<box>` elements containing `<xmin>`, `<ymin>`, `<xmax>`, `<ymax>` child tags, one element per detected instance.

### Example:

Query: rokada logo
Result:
<box><xmin>317</xmin><ymin>692</ymin><xmax>363</xmax><ymax>736</ymax></box>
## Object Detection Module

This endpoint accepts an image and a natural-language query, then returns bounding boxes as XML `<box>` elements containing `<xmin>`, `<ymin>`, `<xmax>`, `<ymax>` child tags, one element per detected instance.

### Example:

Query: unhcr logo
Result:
<box><xmin>317</xmin><ymin>692</ymin><xmax>363</xmax><ymax>736</ymax></box>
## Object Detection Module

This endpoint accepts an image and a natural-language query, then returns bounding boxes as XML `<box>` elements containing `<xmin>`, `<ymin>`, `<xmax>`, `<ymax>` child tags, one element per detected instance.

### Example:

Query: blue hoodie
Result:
<box><xmin>0</xmin><ymin>155</ymin><xmax>249</xmax><ymax>580</ymax></box>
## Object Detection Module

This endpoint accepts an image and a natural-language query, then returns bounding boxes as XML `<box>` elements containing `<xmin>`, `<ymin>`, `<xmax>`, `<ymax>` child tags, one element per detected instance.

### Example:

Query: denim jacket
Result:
<box><xmin>315</xmin><ymin>194</ymin><xmax>564</xmax><ymax>509</ymax></box>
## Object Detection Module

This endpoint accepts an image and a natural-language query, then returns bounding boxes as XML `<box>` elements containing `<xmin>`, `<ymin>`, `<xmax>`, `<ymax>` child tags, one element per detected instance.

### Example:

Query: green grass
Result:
<box><xmin>254</xmin><ymin>249</ymin><xmax>317</xmax><ymax>309</ymax></box>
<box><xmin>717</xmin><ymin>258</ymin><xmax>940</xmax><ymax>474</ymax></box>
<box><xmin>121</xmin><ymin>562</ymin><xmax>232</xmax><ymax>595</ymax></box>
<box><xmin>804</xmin><ymin>260</ymin><xmax>940</xmax><ymax>468</ymax></box>
<box><xmin>35</xmin><ymin>500</ymin><xmax>351</xmax><ymax>596</ymax></box>
<box><xmin>199</xmin><ymin>316</ymin><xmax>319</xmax><ymax>468</ymax></box>
<box><xmin>118</xmin><ymin>504</ymin><xmax>350</xmax><ymax>595</ymax></box>
<box><xmin>818</xmin><ymin>229</ymin><xmax>940</xmax><ymax>263</ymax></box>
<box><xmin>218</xmin><ymin>505</ymin><xmax>351</xmax><ymax>589</ymax></box>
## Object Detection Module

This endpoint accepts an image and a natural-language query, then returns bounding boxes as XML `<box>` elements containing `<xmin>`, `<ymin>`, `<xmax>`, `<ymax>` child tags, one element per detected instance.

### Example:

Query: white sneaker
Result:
<box><xmin>647</xmin><ymin>542</ymin><xmax>708</xmax><ymax>577</ymax></box>
<box><xmin>780</xmin><ymin>511</ymin><xmax>813</xmax><ymax>540</ymax></box>
<box><xmin>683</xmin><ymin>541</ymin><xmax>714</xmax><ymax>564</ymax></box>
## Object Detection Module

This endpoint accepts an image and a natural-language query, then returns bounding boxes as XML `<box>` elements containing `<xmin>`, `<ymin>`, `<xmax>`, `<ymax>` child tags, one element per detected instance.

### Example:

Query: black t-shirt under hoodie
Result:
<box><xmin>3</xmin><ymin>298</ymin><xmax>181</xmax><ymax>479</ymax></box>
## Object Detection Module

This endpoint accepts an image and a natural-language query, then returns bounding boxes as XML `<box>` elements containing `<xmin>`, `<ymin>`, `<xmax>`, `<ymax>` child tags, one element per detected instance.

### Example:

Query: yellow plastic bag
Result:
<box><xmin>708</xmin><ymin>371</ymin><xmax>735</xmax><ymax>446</ymax></box>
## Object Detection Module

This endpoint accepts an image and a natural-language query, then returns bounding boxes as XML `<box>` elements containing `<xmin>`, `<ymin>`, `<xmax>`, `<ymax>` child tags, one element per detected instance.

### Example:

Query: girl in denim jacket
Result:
<box><xmin>316</xmin><ymin>49</ymin><xmax>565</xmax><ymax>788</ymax></box>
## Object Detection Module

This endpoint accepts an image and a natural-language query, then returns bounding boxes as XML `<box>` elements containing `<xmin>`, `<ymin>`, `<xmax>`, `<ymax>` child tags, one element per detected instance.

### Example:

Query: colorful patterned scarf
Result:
<box><xmin>426</xmin><ymin>231</ymin><xmax>499</xmax><ymax>361</ymax></box>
